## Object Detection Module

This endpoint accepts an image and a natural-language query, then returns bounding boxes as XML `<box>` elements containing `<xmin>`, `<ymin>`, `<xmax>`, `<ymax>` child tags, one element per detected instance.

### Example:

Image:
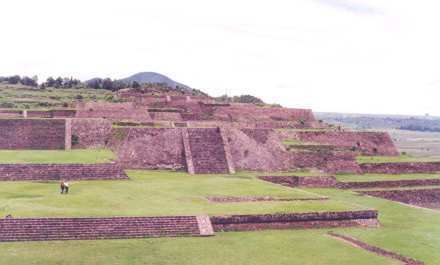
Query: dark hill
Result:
<box><xmin>120</xmin><ymin>72</ymin><xmax>190</xmax><ymax>90</ymax></box>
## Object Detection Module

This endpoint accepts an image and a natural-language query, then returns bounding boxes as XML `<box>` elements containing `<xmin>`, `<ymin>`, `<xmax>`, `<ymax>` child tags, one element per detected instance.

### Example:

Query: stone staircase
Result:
<box><xmin>0</xmin><ymin>216</ymin><xmax>213</xmax><ymax>242</ymax></box>
<box><xmin>186</xmin><ymin>128</ymin><xmax>231</xmax><ymax>174</ymax></box>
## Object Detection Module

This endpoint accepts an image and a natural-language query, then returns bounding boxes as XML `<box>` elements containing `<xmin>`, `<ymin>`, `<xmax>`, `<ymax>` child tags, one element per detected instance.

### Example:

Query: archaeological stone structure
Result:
<box><xmin>0</xmin><ymin>94</ymin><xmax>408</xmax><ymax>175</ymax></box>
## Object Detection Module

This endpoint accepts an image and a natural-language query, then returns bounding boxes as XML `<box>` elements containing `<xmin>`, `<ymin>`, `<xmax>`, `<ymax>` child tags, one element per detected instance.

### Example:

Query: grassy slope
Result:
<box><xmin>0</xmin><ymin>171</ymin><xmax>356</xmax><ymax>218</ymax></box>
<box><xmin>336</xmin><ymin>173</ymin><xmax>440</xmax><ymax>182</ymax></box>
<box><xmin>0</xmin><ymin>84</ymin><xmax>112</xmax><ymax>109</ymax></box>
<box><xmin>0</xmin><ymin>149</ymin><xmax>115</xmax><ymax>164</ymax></box>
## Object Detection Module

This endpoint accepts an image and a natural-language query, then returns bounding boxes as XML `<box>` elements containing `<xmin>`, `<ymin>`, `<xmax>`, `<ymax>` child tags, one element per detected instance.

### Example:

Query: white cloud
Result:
<box><xmin>0</xmin><ymin>0</ymin><xmax>439</xmax><ymax>115</ymax></box>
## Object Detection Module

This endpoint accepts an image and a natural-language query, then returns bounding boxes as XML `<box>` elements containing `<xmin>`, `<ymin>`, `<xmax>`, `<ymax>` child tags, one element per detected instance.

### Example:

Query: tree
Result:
<box><xmin>131</xmin><ymin>81</ymin><xmax>140</xmax><ymax>89</ymax></box>
<box><xmin>7</xmin><ymin>75</ymin><xmax>21</xmax><ymax>84</ymax></box>
<box><xmin>46</xmin><ymin>77</ymin><xmax>55</xmax><ymax>87</ymax></box>
<box><xmin>102</xmin><ymin>78</ymin><xmax>113</xmax><ymax>90</ymax></box>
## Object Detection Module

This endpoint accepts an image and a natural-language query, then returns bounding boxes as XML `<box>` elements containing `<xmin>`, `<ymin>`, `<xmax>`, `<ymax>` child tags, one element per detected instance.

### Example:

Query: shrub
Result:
<box><xmin>71</xmin><ymin>135</ymin><xmax>80</xmax><ymax>146</ymax></box>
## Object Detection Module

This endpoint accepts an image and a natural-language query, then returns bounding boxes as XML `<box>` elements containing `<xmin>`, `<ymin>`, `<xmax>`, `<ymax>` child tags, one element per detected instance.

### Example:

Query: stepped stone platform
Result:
<box><xmin>337</xmin><ymin>179</ymin><xmax>440</xmax><ymax>189</ymax></box>
<box><xmin>360</xmin><ymin>162</ymin><xmax>440</xmax><ymax>174</ymax></box>
<box><xmin>206</xmin><ymin>196</ymin><xmax>328</xmax><ymax>203</ymax></box>
<box><xmin>259</xmin><ymin>175</ymin><xmax>338</xmax><ymax>188</ymax></box>
<box><xmin>211</xmin><ymin>210</ymin><xmax>378</xmax><ymax>232</ymax></box>
<box><xmin>0</xmin><ymin>215</ymin><xmax>214</xmax><ymax>242</ymax></box>
<box><xmin>361</xmin><ymin>188</ymin><xmax>440</xmax><ymax>209</ymax></box>
<box><xmin>0</xmin><ymin>163</ymin><xmax>127</xmax><ymax>181</ymax></box>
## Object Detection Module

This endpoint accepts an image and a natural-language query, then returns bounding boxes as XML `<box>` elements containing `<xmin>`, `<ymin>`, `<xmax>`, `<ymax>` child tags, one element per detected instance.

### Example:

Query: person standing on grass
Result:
<box><xmin>63</xmin><ymin>181</ymin><xmax>70</xmax><ymax>194</ymax></box>
<box><xmin>60</xmin><ymin>180</ymin><xmax>65</xmax><ymax>194</ymax></box>
<box><xmin>60</xmin><ymin>180</ymin><xmax>70</xmax><ymax>194</ymax></box>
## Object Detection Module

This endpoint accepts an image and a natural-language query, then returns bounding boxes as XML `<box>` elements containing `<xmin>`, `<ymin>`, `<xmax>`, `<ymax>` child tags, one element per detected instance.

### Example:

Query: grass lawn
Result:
<box><xmin>0</xmin><ymin>230</ymin><xmax>399</xmax><ymax>265</ymax></box>
<box><xmin>336</xmin><ymin>173</ymin><xmax>440</xmax><ymax>182</ymax></box>
<box><xmin>309</xmin><ymin>188</ymin><xmax>440</xmax><ymax>265</ymax></box>
<box><xmin>0</xmin><ymin>149</ymin><xmax>115</xmax><ymax>164</ymax></box>
<box><xmin>0</xmin><ymin>171</ymin><xmax>360</xmax><ymax>218</ymax></box>
<box><xmin>357</xmin><ymin>155</ymin><xmax>440</xmax><ymax>164</ymax></box>
<box><xmin>1</xmin><ymin>171</ymin><xmax>440</xmax><ymax>264</ymax></box>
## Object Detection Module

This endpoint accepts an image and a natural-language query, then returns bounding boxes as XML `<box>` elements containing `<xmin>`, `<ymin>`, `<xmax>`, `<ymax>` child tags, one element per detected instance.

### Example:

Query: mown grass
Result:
<box><xmin>0</xmin><ymin>170</ymin><xmax>357</xmax><ymax>218</ymax></box>
<box><xmin>357</xmin><ymin>155</ymin><xmax>440</xmax><ymax>164</ymax></box>
<box><xmin>0</xmin><ymin>149</ymin><xmax>116</xmax><ymax>164</ymax></box>
<box><xmin>1</xmin><ymin>171</ymin><xmax>440</xmax><ymax>264</ymax></box>
<box><xmin>336</xmin><ymin>173</ymin><xmax>440</xmax><ymax>182</ymax></box>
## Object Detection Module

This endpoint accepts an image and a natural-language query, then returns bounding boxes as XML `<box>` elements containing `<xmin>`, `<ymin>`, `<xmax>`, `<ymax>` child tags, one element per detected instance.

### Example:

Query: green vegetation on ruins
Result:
<box><xmin>0</xmin><ymin>84</ymin><xmax>113</xmax><ymax>109</ymax></box>
<box><xmin>0</xmin><ymin>149</ymin><xmax>115</xmax><ymax>164</ymax></box>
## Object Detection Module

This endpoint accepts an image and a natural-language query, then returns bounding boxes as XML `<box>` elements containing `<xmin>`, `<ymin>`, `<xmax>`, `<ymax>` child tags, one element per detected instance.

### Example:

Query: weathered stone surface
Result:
<box><xmin>259</xmin><ymin>175</ymin><xmax>338</xmax><ymax>188</ymax></box>
<box><xmin>0</xmin><ymin>216</ymin><xmax>205</xmax><ymax>242</ymax></box>
<box><xmin>360</xmin><ymin>162</ymin><xmax>440</xmax><ymax>174</ymax></box>
<box><xmin>284</xmin><ymin>131</ymin><xmax>399</xmax><ymax>156</ymax></box>
<box><xmin>109</xmin><ymin>127</ymin><xmax>187</xmax><ymax>170</ymax></box>
<box><xmin>210</xmin><ymin>210</ymin><xmax>378</xmax><ymax>231</ymax></box>
<box><xmin>361</xmin><ymin>188</ymin><xmax>440</xmax><ymax>209</ymax></box>
<box><xmin>0</xmin><ymin>119</ymin><xmax>67</xmax><ymax>149</ymax></box>
<box><xmin>0</xmin><ymin>163</ymin><xmax>127</xmax><ymax>181</ymax></box>
<box><xmin>71</xmin><ymin>118</ymin><xmax>112</xmax><ymax>148</ymax></box>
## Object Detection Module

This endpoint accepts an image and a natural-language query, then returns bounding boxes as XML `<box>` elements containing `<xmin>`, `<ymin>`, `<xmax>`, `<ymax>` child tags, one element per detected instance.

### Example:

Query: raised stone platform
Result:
<box><xmin>0</xmin><ymin>215</ymin><xmax>213</xmax><ymax>242</ymax></box>
<box><xmin>337</xmin><ymin>179</ymin><xmax>440</xmax><ymax>189</ymax></box>
<box><xmin>360</xmin><ymin>162</ymin><xmax>440</xmax><ymax>174</ymax></box>
<box><xmin>259</xmin><ymin>175</ymin><xmax>338</xmax><ymax>188</ymax></box>
<box><xmin>360</xmin><ymin>188</ymin><xmax>440</xmax><ymax>209</ymax></box>
<box><xmin>210</xmin><ymin>210</ymin><xmax>378</xmax><ymax>232</ymax></box>
<box><xmin>0</xmin><ymin>163</ymin><xmax>127</xmax><ymax>181</ymax></box>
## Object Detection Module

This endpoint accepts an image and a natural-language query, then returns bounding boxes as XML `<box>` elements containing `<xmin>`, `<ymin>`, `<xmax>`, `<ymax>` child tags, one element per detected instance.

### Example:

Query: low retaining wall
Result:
<box><xmin>337</xmin><ymin>179</ymin><xmax>440</xmax><ymax>189</ymax></box>
<box><xmin>360</xmin><ymin>189</ymin><xmax>440</xmax><ymax>209</ymax></box>
<box><xmin>0</xmin><ymin>163</ymin><xmax>127</xmax><ymax>181</ymax></box>
<box><xmin>210</xmin><ymin>210</ymin><xmax>378</xmax><ymax>231</ymax></box>
<box><xmin>360</xmin><ymin>162</ymin><xmax>440</xmax><ymax>174</ymax></box>
<box><xmin>0</xmin><ymin>215</ymin><xmax>213</xmax><ymax>242</ymax></box>
<box><xmin>259</xmin><ymin>176</ymin><xmax>338</xmax><ymax>188</ymax></box>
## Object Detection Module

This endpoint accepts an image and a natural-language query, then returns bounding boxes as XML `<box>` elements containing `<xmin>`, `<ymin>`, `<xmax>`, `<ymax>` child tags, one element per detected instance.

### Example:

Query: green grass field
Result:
<box><xmin>0</xmin><ymin>149</ymin><xmax>115</xmax><ymax>164</ymax></box>
<box><xmin>1</xmin><ymin>170</ymin><xmax>440</xmax><ymax>264</ymax></box>
<box><xmin>0</xmin><ymin>171</ymin><xmax>356</xmax><ymax>218</ymax></box>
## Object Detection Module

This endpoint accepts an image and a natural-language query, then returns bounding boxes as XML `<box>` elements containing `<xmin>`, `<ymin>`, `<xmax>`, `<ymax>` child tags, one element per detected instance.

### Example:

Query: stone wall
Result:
<box><xmin>289</xmin><ymin>151</ymin><xmax>361</xmax><ymax>173</ymax></box>
<box><xmin>337</xmin><ymin>179</ymin><xmax>440</xmax><ymax>189</ymax></box>
<box><xmin>76</xmin><ymin>102</ymin><xmax>151</xmax><ymax>121</ymax></box>
<box><xmin>109</xmin><ymin>127</ymin><xmax>187</xmax><ymax>170</ymax></box>
<box><xmin>0</xmin><ymin>215</ymin><xmax>211</xmax><ymax>242</ymax></box>
<box><xmin>0</xmin><ymin>119</ymin><xmax>67</xmax><ymax>149</ymax></box>
<box><xmin>294</xmin><ymin>131</ymin><xmax>398</xmax><ymax>156</ymax></box>
<box><xmin>210</xmin><ymin>105</ymin><xmax>316</xmax><ymax>123</ymax></box>
<box><xmin>0</xmin><ymin>109</ymin><xmax>23</xmax><ymax>118</ymax></box>
<box><xmin>360</xmin><ymin>162</ymin><xmax>440</xmax><ymax>174</ymax></box>
<box><xmin>361</xmin><ymin>188</ymin><xmax>440</xmax><ymax>209</ymax></box>
<box><xmin>224</xmin><ymin>128</ymin><xmax>291</xmax><ymax>172</ymax></box>
<box><xmin>259</xmin><ymin>175</ymin><xmax>338</xmax><ymax>188</ymax></box>
<box><xmin>0</xmin><ymin>163</ymin><xmax>127</xmax><ymax>181</ymax></box>
<box><xmin>70</xmin><ymin>118</ymin><xmax>112</xmax><ymax>148</ymax></box>
<box><xmin>210</xmin><ymin>210</ymin><xmax>378</xmax><ymax>231</ymax></box>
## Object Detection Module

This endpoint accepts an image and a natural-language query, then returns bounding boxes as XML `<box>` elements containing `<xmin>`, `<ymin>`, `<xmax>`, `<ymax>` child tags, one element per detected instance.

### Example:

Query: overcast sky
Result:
<box><xmin>1</xmin><ymin>0</ymin><xmax>439</xmax><ymax>116</ymax></box>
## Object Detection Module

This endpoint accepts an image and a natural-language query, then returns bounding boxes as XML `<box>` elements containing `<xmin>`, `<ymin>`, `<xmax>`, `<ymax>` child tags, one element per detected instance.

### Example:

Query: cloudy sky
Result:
<box><xmin>1</xmin><ymin>0</ymin><xmax>439</xmax><ymax>115</ymax></box>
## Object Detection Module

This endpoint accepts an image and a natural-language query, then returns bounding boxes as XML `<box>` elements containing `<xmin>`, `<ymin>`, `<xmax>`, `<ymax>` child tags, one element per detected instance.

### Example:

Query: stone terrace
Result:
<box><xmin>0</xmin><ymin>216</ymin><xmax>213</xmax><ymax>242</ymax></box>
